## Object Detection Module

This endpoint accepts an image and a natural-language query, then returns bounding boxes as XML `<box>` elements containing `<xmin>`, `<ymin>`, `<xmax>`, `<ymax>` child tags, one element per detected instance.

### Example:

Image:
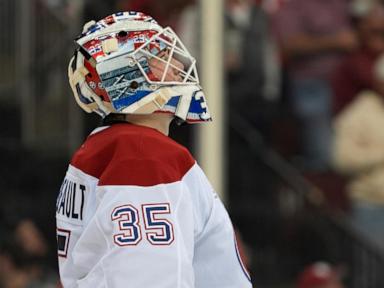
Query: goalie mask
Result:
<box><xmin>68</xmin><ymin>12</ymin><xmax>211</xmax><ymax>123</ymax></box>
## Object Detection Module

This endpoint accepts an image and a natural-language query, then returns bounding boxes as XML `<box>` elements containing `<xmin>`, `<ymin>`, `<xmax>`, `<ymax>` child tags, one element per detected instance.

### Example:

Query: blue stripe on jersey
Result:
<box><xmin>234</xmin><ymin>235</ymin><xmax>252</xmax><ymax>283</ymax></box>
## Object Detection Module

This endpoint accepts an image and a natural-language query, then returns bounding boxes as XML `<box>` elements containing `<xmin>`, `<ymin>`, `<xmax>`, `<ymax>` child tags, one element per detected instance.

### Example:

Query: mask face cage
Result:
<box><xmin>131</xmin><ymin>27</ymin><xmax>199</xmax><ymax>86</ymax></box>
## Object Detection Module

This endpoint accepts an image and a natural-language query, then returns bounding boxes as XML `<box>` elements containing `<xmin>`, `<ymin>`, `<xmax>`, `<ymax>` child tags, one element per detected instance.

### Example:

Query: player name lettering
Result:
<box><xmin>56</xmin><ymin>178</ymin><xmax>85</xmax><ymax>221</ymax></box>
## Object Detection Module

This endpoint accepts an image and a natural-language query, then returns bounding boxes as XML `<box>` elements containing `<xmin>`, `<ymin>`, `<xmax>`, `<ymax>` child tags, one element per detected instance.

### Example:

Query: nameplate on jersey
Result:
<box><xmin>56</xmin><ymin>176</ymin><xmax>87</xmax><ymax>225</ymax></box>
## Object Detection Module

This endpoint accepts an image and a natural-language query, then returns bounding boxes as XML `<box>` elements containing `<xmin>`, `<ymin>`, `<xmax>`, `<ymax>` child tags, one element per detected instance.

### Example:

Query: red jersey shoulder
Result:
<box><xmin>71</xmin><ymin>123</ymin><xmax>195</xmax><ymax>186</ymax></box>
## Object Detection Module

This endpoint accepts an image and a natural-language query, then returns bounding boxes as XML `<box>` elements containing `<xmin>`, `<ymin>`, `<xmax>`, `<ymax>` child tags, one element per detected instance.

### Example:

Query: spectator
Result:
<box><xmin>117</xmin><ymin>0</ymin><xmax>192</xmax><ymax>29</ymax></box>
<box><xmin>0</xmin><ymin>243</ymin><xmax>31</xmax><ymax>288</ymax></box>
<box><xmin>223</xmin><ymin>1</ymin><xmax>285</xmax><ymax>283</ymax></box>
<box><xmin>333</xmin><ymin>0</ymin><xmax>384</xmax><ymax>115</ymax></box>
<box><xmin>84</xmin><ymin>0</ymin><xmax>117</xmax><ymax>22</ymax></box>
<box><xmin>297</xmin><ymin>262</ymin><xmax>345</xmax><ymax>288</ymax></box>
<box><xmin>178</xmin><ymin>0</ymin><xmax>281</xmax><ymax>115</ymax></box>
<box><xmin>272</xmin><ymin>0</ymin><xmax>358</xmax><ymax>171</ymax></box>
<box><xmin>226</xmin><ymin>0</ymin><xmax>281</xmax><ymax>123</ymax></box>
<box><xmin>0</xmin><ymin>219</ymin><xmax>58</xmax><ymax>288</ymax></box>
<box><xmin>224</xmin><ymin>0</ymin><xmax>282</xmax><ymax>219</ymax></box>
<box><xmin>332</xmin><ymin>1</ymin><xmax>384</xmax><ymax>249</ymax></box>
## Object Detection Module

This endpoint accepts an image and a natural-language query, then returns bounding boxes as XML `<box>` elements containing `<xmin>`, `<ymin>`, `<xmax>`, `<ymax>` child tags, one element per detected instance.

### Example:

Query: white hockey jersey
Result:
<box><xmin>56</xmin><ymin>123</ymin><xmax>252</xmax><ymax>288</ymax></box>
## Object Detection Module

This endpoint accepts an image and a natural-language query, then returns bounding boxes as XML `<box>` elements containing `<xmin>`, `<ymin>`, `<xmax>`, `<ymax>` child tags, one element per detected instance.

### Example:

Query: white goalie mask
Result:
<box><xmin>68</xmin><ymin>12</ymin><xmax>211</xmax><ymax>123</ymax></box>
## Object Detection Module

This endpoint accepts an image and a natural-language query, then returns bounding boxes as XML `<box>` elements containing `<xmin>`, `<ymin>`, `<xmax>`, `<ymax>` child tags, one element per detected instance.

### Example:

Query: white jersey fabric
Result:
<box><xmin>56</xmin><ymin>123</ymin><xmax>252</xmax><ymax>288</ymax></box>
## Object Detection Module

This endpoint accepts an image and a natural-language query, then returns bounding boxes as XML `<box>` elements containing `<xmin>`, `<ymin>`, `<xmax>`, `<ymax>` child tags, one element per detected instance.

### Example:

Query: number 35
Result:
<box><xmin>111</xmin><ymin>203</ymin><xmax>174</xmax><ymax>246</ymax></box>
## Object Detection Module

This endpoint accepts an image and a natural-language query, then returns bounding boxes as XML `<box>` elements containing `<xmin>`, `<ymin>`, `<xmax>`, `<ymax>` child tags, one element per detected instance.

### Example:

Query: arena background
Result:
<box><xmin>1</xmin><ymin>0</ymin><xmax>384</xmax><ymax>287</ymax></box>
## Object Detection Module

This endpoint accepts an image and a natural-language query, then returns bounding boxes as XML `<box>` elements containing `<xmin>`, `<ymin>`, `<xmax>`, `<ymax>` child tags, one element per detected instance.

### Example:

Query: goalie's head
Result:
<box><xmin>68</xmin><ymin>12</ymin><xmax>211</xmax><ymax>124</ymax></box>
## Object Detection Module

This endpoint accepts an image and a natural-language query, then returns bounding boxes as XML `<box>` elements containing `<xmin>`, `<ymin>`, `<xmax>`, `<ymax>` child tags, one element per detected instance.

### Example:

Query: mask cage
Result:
<box><xmin>131</xmin><ymin>27</ymin><xmax>199</xmax><ymax>85</ymax></box>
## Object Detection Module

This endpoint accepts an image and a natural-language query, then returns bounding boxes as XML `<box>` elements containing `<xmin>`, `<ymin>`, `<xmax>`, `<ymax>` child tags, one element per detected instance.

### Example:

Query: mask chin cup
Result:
<box><xmin>171</xmin><ymin>85</ymin><xmax>211</xmax><ymax>123</ymax></box>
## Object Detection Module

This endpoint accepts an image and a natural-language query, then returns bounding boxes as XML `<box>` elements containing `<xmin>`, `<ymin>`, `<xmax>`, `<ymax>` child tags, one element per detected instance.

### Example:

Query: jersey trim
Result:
<box><xmin>89</xmin><ymin>126</ymin><xmax>110</xmax><ymax>136</ymax></box>
<box><xmin>234</xmin><ymin>235</ymin><xmax>252</xmax><ymax>283</ymax></box>
<box><xmin>67</xmin><ymin>164</ymin><xmax>99</xmax><ymax>182</ymax></box>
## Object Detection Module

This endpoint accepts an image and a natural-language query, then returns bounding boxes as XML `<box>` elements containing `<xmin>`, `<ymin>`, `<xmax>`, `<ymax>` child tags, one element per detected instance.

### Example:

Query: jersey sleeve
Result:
<box><xmin>56</xmin><ymin>165</ymin><xmax>99</xmax><ymax>288</ymax></box>
<box><xmin>183</xmin><ymin>164</ymin><xmax>253</xmax><ymax>287</ymax></box>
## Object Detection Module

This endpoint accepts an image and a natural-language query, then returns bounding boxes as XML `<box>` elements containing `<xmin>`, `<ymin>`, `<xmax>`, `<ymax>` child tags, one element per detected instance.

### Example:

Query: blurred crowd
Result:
<box><xmin>272</xmin><ymin>0</ymin><xmax>384</xmax><ymax>253</ymax></box>
<box><xmin>0</xmin><ymin>220</ymin><xmax>58</xmax><ymax>288</ymax></box>
<box><xmin>296</xmin><ymin>262</ymin><xmax>346</xmax><ymax>288</ymax></box>
<box><xmin>2</xmin><ymin>0</ymin><xmax>384</xmax><ymax>287</ymax></box>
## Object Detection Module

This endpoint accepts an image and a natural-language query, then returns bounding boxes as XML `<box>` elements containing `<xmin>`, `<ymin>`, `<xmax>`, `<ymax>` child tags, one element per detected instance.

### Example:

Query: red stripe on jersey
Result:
<box><xmin>71</xmin><ymin>123</ymin><xmax>195</xmax><ymax>186</ymax></box>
